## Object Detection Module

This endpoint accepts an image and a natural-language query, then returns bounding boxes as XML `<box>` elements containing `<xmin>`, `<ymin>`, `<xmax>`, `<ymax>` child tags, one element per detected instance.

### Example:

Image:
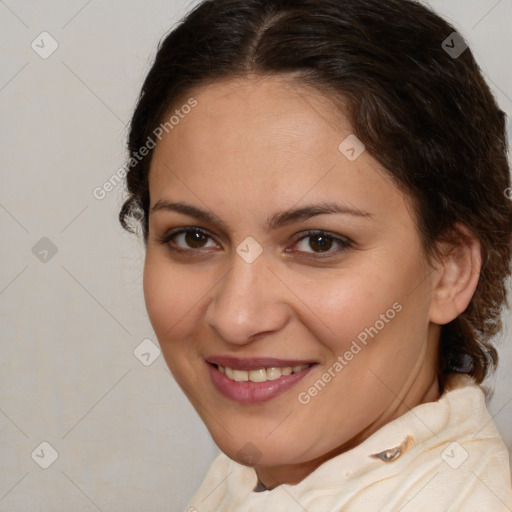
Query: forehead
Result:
<box><xmin>150</xmin><ymin>76</ymin><xmax>356</xmax><ymax>182</ymax></box>
<box><xmin>185</xmin><ymin>74</ymin><xmax>346</xmax><ymax>123</ymax></box>
<box><xmin>199</xmin><ymin>76</ymin><xmax>349</xmax><ymax>151</ymax></box>
<box><xmin>147</xmin><ymin>76</ymin><xmax>409</xmax><ymax>228</ymax></box>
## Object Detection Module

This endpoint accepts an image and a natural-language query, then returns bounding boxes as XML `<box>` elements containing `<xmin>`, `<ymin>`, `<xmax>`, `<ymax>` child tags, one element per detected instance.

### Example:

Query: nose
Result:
<box><xmin>204</xmin><ymin>253</ymin><xmax>290</xmax><ymax>345</ymax></box>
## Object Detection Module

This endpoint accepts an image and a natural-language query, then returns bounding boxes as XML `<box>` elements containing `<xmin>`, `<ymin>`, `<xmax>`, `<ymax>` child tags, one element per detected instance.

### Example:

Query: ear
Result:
<box><xmin>429</xmin><ymin>224</ymin><xmax>482</xmax><ymax>325</ymax></box>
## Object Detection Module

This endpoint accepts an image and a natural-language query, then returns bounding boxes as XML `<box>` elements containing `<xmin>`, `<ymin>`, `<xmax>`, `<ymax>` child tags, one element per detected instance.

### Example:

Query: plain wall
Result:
<box><xmin>1</xmin><ymin>1</ymin><xmax>511</xmax><ymax>510</ymax></box>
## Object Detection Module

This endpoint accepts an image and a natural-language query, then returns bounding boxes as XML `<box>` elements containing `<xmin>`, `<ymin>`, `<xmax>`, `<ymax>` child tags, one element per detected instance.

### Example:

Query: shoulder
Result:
<box><xmin>380</xmin><ymin>373</ymin><xmax>512</xmax><ymax>511</ymax></box>
<box><xmin>185</xmin><ymin>451</ymin><xmax>256</xmax><ymax>510</ymax></box>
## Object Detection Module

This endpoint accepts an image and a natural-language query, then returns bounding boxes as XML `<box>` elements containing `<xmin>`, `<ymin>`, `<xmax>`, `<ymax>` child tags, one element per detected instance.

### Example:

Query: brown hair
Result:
<box><xmin>119</xmin><ymin>0</ymin><xmax>512</xmax><ymax>385</ymax></box>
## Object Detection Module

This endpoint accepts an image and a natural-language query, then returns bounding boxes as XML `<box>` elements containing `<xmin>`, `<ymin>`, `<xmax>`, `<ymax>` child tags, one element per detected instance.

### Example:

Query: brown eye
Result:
<box><xmin>184</xmin><ymin>230</ymin><xmax>209</xmax><ymax>248</ymax></box>
<box><xmin>308</xmin><ymin>234</ymin><xmax>333</xmax><ymax>252</ymax></box>
<box><xmin>293</xmin><ymin>230</ymin><xmax>352</xmax><ymax>256</ymax></box>
<box><xmin>158</xmin><ymin>228</ymin><xmax>217</xmax><ymax>251</ymax></box>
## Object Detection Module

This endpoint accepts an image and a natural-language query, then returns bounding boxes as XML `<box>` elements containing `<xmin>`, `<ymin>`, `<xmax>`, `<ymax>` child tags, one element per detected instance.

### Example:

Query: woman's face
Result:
<box><xmin>144</xmin><ymin>76</ymin><xmax>441</xmax><ymax>486</ymax></box>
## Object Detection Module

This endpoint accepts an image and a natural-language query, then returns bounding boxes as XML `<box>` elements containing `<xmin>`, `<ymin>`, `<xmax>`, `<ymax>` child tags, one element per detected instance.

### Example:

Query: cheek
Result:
<box><xmin>142</xmin><ymin>254</ymin><xmax>204</xmax><ymax>340</ymax></box>
<box><xmin>286</xmin><ymin>267</ymin><xmax>401</xmax><ymax>348</ymax></box>
<box><xmin>143</xmin><ymin>256</ymin><xmax>209</xmax><ymax>387</ymax></box>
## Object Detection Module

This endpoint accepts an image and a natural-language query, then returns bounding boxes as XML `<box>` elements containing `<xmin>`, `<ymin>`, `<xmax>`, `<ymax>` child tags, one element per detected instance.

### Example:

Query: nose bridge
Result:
<box><xmin>205</xmin><ymin>250</ymin><xmax>287</xmax><ymax>343</ymax></box>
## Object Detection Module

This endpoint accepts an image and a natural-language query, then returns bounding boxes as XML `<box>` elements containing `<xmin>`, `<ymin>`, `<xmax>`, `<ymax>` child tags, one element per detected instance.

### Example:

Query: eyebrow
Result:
<box><xmin>150</xmin><ymin>200</ymin><xmax>374</xmax><ymax>231</ymax></box>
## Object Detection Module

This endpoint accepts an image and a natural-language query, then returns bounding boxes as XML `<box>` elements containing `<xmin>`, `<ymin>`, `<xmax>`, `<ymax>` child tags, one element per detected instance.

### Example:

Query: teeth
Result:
<box><xmin>233</xmin><ymin>370</ymin><xmax>248</xmax><ymax>382</ymax></box>
<box><xmin>266</xmin><ymin>367</ymin><xmax>282</xmax><ymax>380</ymax></box>
<box><xmin>217</xmin><ymin>364</ymin><xmax>310</xmax><ymax>382</ymax></box>
<box><xmin>248</xmin><ymin>368</ymin><xmax>267</xmax><ymax>382</ymax></box>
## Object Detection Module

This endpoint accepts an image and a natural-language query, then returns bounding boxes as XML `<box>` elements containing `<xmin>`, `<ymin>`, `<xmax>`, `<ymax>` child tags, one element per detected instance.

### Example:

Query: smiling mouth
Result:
<box><xmin>215</xmin><ymin>363</ymin><xmax>312</xmax><ymax>382</ymax></box>
<box><xmin>206</xmin><ymin>358</ymin><xmax>317</xmax><ymax>403</ymax></box>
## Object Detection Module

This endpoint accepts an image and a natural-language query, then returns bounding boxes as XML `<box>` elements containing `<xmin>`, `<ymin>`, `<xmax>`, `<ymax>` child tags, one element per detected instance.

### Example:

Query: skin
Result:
<box><xmin>143</xmin><ymin>75</ymin><xmax>482</xmax><ymax>489</ymax></box>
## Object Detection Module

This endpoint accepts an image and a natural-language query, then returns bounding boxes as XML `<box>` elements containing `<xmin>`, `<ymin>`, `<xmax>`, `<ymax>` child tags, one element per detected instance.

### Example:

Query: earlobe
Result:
<box><xmin>429</xmin><ymin>224</ymin><xmax>482</xmax><ymax>325</ymax></box>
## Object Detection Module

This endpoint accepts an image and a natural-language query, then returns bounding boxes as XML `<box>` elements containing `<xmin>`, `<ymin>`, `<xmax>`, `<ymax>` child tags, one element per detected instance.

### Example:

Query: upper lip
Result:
<box><xmin>206</xmin><ymin>356</ymin><xmax>316</xmax><ymax>371</ymax></box>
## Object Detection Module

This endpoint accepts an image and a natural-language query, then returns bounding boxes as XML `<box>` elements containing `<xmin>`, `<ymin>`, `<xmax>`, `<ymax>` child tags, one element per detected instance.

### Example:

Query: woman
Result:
<box><xmin>119</xmin><ymin>0</ymin><xmax>512</xmax><ymax>509</ymax></box>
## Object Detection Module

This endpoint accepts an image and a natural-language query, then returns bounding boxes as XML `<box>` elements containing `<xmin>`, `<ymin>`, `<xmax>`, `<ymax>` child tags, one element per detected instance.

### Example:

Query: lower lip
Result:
<box><xmin>208</xmin><ymin>363</ymin><xmax>315</xmax><ymax>403</ymax></box>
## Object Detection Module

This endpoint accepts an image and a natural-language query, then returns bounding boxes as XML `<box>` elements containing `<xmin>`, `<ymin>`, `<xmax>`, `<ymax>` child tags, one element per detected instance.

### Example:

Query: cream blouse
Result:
<box><xmin>185</xmin><ymin>373</ymin><xmax>512</xmax><ymax>511</ymax></box>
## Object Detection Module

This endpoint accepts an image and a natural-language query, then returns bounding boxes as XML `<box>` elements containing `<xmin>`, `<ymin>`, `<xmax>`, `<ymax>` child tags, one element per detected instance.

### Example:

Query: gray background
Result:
<box><xmin>1</xmin><ymin>1</ymin><xmax>511</xmax><ymax>510</ymax></box>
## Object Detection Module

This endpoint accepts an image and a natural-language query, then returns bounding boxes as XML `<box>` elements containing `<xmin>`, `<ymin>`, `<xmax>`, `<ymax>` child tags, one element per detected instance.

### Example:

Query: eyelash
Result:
<box><xmin>156</xmin><ymin>227</ymin><xmax>353</xmax><ymax>257</ymax></box>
